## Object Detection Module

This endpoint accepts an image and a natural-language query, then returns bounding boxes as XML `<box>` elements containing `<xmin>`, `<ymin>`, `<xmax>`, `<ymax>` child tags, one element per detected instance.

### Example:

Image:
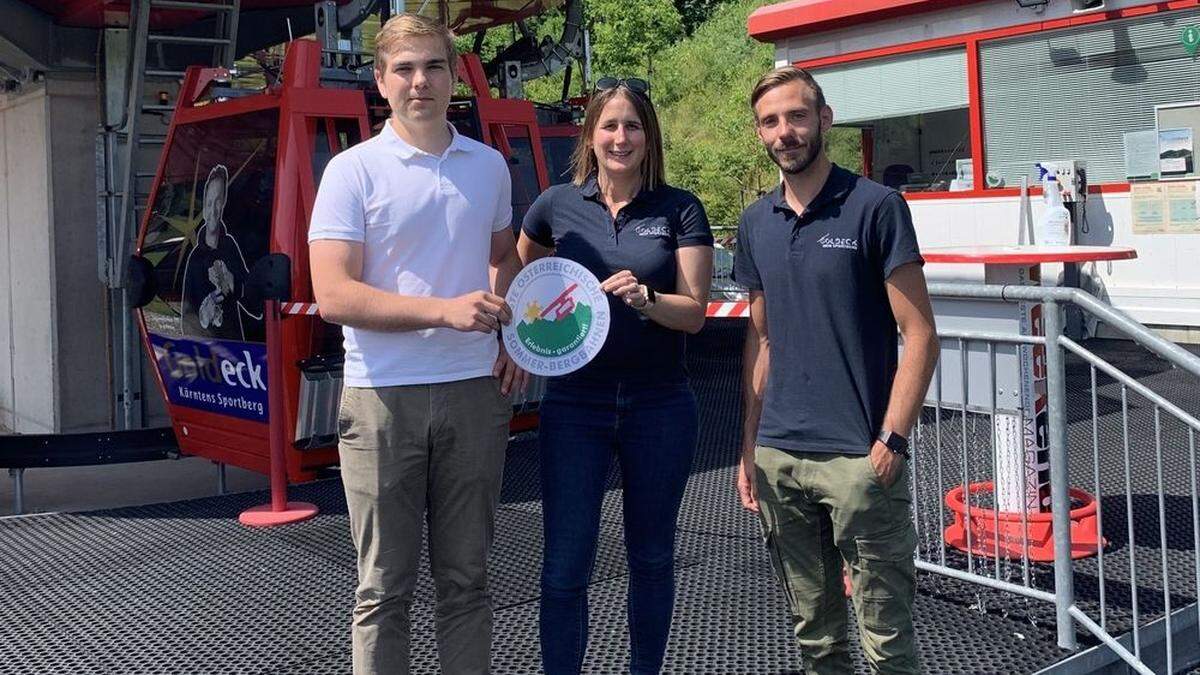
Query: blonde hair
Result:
<box><xmin>749</xmin><ymin>65</ymin><xmax>826</xmax><ymax>114</ymax></box>
<box><xmin>570</xmin><ymin>87</ymin><xmax>666</xmax><ymax>192</ymax></box>
<box><xmin>374</xmin><ymin>13</ymin><xmax>458</xmax><ymax>73</ymax></box>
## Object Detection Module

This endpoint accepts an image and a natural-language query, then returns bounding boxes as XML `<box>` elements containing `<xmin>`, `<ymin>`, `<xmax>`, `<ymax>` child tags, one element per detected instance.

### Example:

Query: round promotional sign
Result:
<box><xmin>502</xmin><ymin>257</ymin><xmax>610</xmax><ymax>377</ymax></box>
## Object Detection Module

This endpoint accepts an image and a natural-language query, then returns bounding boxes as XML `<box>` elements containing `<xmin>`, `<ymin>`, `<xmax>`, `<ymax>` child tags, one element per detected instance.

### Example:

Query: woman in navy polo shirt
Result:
<box><xmin>517</xmin><ymin>78</ymin><xmax>714</xmax><ymax>674</ymax></box>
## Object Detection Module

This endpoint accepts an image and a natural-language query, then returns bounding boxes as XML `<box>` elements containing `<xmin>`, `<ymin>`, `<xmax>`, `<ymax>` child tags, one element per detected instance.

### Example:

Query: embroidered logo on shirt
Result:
<box><xmin>818</xmin><ymin>233</ymin><xmax>859</xmax><ymax>251</ymax></box>
<box><xmin>635</xmin><ymin>224</ymin><xmax>671</xmax><ymax>237</ymax></box>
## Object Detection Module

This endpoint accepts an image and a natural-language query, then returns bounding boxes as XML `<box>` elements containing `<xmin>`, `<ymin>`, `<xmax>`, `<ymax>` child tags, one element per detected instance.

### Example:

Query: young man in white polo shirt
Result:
<box><xmin>308</xmin><ymin>13</ymin><xmax>525</xmax><ymax>675</ymax></box>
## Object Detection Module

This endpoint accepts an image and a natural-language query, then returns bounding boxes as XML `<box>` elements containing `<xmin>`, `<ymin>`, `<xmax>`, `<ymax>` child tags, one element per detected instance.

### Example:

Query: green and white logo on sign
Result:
<box><xmin>502</xmin><ymin>257</ymin><xmax>610</xmax><ymax>376</ymax></box>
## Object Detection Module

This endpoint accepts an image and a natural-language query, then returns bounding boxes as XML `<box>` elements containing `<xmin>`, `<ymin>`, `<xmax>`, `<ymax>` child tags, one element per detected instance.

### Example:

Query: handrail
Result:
<box><xmin>926</xmin><ymin>280</ymin><xmax>1200</xmax><ymax>671</ymax></box>
<box><xmin>927</xmin><ymin>282</ymin><xmax>1200</xmax><ymax>380</ymax></box>
<box><xmin>1060</xmin><ymin>336</ymin><xmax>1200</xmax><ymax>434</ymax></box>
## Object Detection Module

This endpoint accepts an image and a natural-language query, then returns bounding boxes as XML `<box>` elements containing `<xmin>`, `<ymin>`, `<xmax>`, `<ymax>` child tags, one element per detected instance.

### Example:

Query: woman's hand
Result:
<box><xmin>601</xmin><ymin>270</ymin><xmax>648</xmax><ymax>309</ymax></box>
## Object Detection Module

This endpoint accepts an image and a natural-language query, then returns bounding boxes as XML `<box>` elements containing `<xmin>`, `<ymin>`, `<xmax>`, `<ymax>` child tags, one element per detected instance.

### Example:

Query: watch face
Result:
<box><xmin>881</xmin><ymin>431</ymin><xmax>908</xmax><ymax>454</ymax></box>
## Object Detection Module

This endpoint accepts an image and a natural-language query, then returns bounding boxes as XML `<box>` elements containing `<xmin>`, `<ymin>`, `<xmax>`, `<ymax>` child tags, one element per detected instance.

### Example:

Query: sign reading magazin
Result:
<box><xmin>503</xmin><ymin>257</ymin><xmax>610</xmax><ymax>376</ymax></box>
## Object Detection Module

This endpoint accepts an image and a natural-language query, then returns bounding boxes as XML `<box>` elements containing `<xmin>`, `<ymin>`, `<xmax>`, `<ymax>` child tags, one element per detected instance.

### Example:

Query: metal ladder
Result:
<box><xmin>96</xmin><ymin>0</ymin><xmax>241</xmax><ymax>429</ymax></box>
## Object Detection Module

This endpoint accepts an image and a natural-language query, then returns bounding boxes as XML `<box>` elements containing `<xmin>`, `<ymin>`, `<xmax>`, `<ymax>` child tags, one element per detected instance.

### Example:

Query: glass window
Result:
<box><xmin>541</xmin><ymin>133</ymin><xmax>577</xmax><ymax>185</ymax></box>
<box><xmin>815</xmin><ymin>48</ymin><xmax>971</xmax><ymax>191</ymax></box>
<box><xmin>501</xmin><ymin>125</ymin><xmax>541</xmax><ymax>230</ymax></box>
<box><xmin>140</xmin><ymin>109</ymin><xmax>279</xmax><ymax>344</ymax></box>
<box><xmin>981</xmin><ymin>8</ymin><xmax>1200</xmax><ymax>186</ymax></box>
<box><xmin>311</xmin><ymin>120</ymin><xmax>334</xmax><ymax>187</ymax></box>
<box><xmin>335</xmin><ymin>118</ymin><xmax>362</xmax><ymax>151</ymax></box>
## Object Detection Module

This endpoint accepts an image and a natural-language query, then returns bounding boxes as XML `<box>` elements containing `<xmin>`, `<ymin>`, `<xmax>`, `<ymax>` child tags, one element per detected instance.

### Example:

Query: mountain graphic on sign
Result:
<box><xmin>517</xmin><ymin>284</ymin><xmax>592</xmax><ymax>357</ymax></box>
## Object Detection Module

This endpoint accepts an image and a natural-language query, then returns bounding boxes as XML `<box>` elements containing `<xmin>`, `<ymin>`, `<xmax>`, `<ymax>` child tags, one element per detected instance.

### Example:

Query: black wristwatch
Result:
<box><xmin>877</xmin><ymin>429</ymin><xmax>910</xmax><ymax>459</ymax></box>
<box><xmin>637</xmin><ymin>285</ymin><xmax>657</xmax><ymax>311</ymax></box>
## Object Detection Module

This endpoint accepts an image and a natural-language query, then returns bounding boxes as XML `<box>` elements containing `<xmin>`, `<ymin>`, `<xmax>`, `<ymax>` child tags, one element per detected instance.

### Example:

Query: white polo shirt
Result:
<box><xmin>308</xmin><ymin>120</ymin><xmax>512</xmax><ymax>387</ymax></box>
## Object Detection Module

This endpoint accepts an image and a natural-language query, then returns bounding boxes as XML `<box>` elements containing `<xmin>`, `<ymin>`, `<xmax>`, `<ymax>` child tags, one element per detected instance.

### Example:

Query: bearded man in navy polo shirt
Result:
<box><xmin>733</xmin><ymin>66</ymin><xmax>940</xmax><ymax>674</ymax></box>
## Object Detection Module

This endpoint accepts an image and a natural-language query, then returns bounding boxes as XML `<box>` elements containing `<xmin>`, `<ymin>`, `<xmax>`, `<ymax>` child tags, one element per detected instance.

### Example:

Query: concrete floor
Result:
<box><xmin>0</xmin><ymin>456</ymin><xmax>270</xmax><ymax>517</ymax></box>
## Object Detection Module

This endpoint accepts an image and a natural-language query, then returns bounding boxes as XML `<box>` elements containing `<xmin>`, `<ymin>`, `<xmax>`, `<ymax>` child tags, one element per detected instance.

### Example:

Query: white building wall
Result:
<box><xmin>0</xmin><ymin>104</ymin><xmax>10</xmax><ymax>431</ymax></box>
<box><xmin>47</xmin><ymin>75</ymin><xmax>110</xmax><ymax>432</ymax></box>
<box><xmin>0</xmin><ymin>86</ymin><xmax>57</xmax><ymax>432</ymax></box>
<box><xmin>912</xmin><ymin>194</ymin><xmax>1200</xmax><ymax>328</ymax></box>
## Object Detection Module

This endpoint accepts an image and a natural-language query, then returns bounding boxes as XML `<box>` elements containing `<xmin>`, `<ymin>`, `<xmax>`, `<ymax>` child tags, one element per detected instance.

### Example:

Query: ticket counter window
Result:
<box><xmin>814</xmin><ymin>48</ymin><xmax>971</xmax><ymax>193</ymax></box>
<box><xmin>981</xmin><ymin>7</ymin><xmax>1200</xmax><ymax>186</ymax></box>
<box><xmin>141</xmin><ymin>109</ymin><xmax>279</xmax><ymax>345</ymax></box>
<box><xmin>840</xmin><ymin>108</ymin><xmax>971</xmax><ymax>192</ymax></box>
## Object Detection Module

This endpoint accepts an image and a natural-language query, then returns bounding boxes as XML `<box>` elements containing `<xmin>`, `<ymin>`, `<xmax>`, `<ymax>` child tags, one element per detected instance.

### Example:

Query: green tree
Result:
<box><xmin>673</xmin><ymin>0</ymin><xmax>729</xmax><ymax>35</ymax></box>
<box><xmin>650</xmin><ymin>0</ymin><xmax>776</xmax><ymax>228</ymax></box>
<box><xmin>449</xmin><ymin>0</ymin><xmax>684</xmax><ymax>101</ymax></box>
<box><xmin>363</xmin><ymin>0</ymin><xmax>864</xmax><ymax>229</ymax></box>
<box><xmin>588</xmin><ymin>0</ymin><xmax>684</xmax><ymax>77</ymax></box>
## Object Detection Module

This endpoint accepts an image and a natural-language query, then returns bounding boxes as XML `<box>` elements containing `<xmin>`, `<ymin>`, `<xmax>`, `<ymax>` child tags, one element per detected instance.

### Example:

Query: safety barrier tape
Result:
<box><xmin>705</xmin><ymin>301</ymin><xmax>749</xmax><ymax>318</ymax></box>
<box><xmin>284</xmin><ymin>300</ymin><xmax>752</xmax><ymax>318</ymax></box>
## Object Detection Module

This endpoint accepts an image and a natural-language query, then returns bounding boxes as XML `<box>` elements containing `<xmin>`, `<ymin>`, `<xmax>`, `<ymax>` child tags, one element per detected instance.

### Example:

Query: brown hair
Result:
<box><xmin>374</xmin><ymin>13</ymin><xmax>458</xmax><ymax>74</ymax></box>
<box><xmin>749</xmin><ymin>65</ymin><xmax>826</xmax><ymax>114</ymax></box>
<box><xmin>570</xmin><ymin>87</ymin><xmax>666</xmax><ymax>192</ymax></box>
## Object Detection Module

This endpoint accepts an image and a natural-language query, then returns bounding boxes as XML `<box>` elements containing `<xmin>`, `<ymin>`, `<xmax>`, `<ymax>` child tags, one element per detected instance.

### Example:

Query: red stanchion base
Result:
<box><xmin>238</xmin><ymin>501</ymin><xmax>319</xmax><ymax>527</ymax></box>
<box><xmin>943</xmin><ymin>481</ymin><xmax>1104</xmax><ymax>561</ymax></box>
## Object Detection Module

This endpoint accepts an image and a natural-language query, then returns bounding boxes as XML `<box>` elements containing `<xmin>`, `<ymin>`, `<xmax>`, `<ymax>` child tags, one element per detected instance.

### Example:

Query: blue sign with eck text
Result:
<box><xmin>149</xmin><ymin>334</ymin><xmax>269</xmax><ymax>423</ymax></box>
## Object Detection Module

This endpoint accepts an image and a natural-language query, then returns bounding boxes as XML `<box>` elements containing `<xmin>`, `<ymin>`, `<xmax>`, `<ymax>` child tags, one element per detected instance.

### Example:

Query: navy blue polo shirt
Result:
<box><xmin>522</xmin><ymin>176</ymin><xmax>712</xmax><ymax>382</ymax></box>
<box><xmin>733</xmin><ymin>165</ymin><xmax>923</xmax><ymax>455</ymax></box>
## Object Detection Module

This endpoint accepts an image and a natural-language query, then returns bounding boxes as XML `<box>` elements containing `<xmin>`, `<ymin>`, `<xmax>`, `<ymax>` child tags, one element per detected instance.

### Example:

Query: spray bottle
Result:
<box><xmin>1035</xmin><ymin>170</ymin><xmax>1072</xmax><ymax>246</ymax></box>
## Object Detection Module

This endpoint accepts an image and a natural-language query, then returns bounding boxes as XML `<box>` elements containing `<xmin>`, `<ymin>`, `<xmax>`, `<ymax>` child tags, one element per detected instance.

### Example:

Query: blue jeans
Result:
<box><xmin>538</xmin><ymin>377</ymin><xmax>699</xmax><ymax>675</ymax></box>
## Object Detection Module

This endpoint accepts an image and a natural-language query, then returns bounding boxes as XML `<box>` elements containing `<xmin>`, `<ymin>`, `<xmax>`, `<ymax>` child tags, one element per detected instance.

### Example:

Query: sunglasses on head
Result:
<box><xmin>594</xmin><ymin>77</ymin><xmax>651</xmax><ymax>98</ymax></box>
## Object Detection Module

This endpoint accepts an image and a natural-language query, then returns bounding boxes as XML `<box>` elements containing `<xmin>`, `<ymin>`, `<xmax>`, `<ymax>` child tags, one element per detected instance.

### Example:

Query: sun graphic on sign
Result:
<box><xmin>523</xmin><ymin>301</ymin><xmax>543</xmax><ymax>323</ymax></box>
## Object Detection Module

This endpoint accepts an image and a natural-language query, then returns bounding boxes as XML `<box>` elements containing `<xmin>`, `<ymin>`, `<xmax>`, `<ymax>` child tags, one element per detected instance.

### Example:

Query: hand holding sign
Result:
<box><xmin>601</xmin><ymin>270</ymin><xmax>648</xmax><ymax>308</ymax></box>
<box><xmin>444</xmin><ymin>290</ymin><xmax>512</xmax><ymax>334</ymax></box>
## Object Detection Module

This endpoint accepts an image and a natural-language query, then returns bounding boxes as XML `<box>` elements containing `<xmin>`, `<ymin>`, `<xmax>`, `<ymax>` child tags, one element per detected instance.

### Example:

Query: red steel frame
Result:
<box><xmin>783</xmin><ymin>0</ymin><xmax>1200</xmax><ymax>200</ymax></box>
<box><xmin>136</xmin><ymin>39</ymin><xmax>564</xmax><ymax>480</ymax></box>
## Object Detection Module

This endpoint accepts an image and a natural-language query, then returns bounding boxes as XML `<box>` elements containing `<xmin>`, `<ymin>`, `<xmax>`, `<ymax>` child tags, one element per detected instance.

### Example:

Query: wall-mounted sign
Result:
<box><xmin>1159</xmin><ymin>128</ymin><xmax>1194</xmax><ymax>176</ymax></box>
<box><xmin>1183</xmin><ymin>26</ymin><xmax>1200</xmax><ymax>56</ymax></box>
<box><xmin>1123</xmin><ymin>129</ymin><xmax>1159</xmax><ymax>179</ymax></box>
<box><xmin>1131</xmin><ymin>180</ymin><xmax>1200</xmax><ymax>235</ymax></box>
<box><xmin>1156</xmin><ymin>102</ymin><xmax>1200</xmax><ymax>181</ymax></box>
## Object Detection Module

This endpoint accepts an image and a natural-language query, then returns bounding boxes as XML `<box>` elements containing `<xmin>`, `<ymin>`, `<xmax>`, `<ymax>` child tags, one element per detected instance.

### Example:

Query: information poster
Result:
<box><xmin>1132</xmin><ymin>180</ymin><xmax>1200</xmax><ymax>234</ymax></box>
<box><xmin>1166</xmin><ymin>181</ymin><xmax>1200</xmax><ymax>233</ymax></box>
<box><xmin>1124</xmin><ymin>129</ymin><xmax>1159</xmax><ymax>179</ymax></box>
<box><xmin>1159</xmin><ymin>128</ymin><xmax>1194</xmax><ymax>176</ymax></box>
<box><xmin>1132</xmin><ymin>183</ymin><xmax>1167</xmax><ymax>233</ymax></box>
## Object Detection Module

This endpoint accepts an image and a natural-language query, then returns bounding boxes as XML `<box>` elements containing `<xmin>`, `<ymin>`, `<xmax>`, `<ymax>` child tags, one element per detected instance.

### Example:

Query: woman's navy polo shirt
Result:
<box><xmin>521</xmin><ymin>176</ymin><xmax>713</xmax><ymax>383</ymax></box>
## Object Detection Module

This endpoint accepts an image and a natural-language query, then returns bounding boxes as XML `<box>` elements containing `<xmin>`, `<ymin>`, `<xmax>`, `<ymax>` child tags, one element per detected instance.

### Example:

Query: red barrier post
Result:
<box><xmin>239</xmin><ymin>299</ymin><xmax>318</xmax><ymax>526</ymax></box>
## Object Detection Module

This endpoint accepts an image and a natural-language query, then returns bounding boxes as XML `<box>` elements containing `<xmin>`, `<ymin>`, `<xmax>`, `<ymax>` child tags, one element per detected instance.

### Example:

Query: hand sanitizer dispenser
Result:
<box><xmin>1036</xmin><ymin>171</ymin><xmax>1072</xmax><ymax>246</ymax></box>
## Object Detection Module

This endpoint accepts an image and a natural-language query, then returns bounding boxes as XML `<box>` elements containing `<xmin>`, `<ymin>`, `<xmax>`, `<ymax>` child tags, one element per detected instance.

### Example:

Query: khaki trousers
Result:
<box><xmin>755</xmin><ymin>445</ymin><xmax>919</xmax><ymax>675</ymax></box>
<box><xmin>338</xmin><ymin>377</ymin><xmax>512</xmax><ymax>675</ymax></box>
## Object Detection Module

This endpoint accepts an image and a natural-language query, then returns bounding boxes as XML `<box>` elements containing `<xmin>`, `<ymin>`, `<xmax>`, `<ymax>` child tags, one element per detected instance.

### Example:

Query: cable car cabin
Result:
<box><xmin>134</xmin><ymin>39</ymin><xmax>576</xmax><ymax>481</ymax></box>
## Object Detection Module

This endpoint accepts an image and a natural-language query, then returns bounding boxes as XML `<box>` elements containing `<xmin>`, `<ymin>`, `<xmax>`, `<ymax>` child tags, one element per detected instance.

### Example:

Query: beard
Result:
<box><xmin>766</xmin><ymin>128</ymin><xmax>823</xmax><ymax>175</ymax></box>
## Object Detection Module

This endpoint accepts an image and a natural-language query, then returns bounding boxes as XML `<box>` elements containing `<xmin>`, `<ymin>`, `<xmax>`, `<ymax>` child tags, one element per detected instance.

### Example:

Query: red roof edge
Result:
<box><xmin>748</xmin><ymin>0</ymin><xmax>993</xmax><ymax>43</ymax></box>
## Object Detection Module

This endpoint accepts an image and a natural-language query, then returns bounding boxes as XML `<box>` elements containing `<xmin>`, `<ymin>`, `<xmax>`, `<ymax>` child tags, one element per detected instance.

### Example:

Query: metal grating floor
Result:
<box><xmin>2</xmin><ymin>321</ymin><xmax>1196</xmax><ymax>674</ymax></box>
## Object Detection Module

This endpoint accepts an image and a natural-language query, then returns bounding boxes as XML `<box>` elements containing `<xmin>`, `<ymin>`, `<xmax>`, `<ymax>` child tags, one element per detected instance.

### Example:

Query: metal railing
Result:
<box><xmin>915</xmin><ymin>282</ymin><xmax>1200</xmax><ymax>674</ymax></box>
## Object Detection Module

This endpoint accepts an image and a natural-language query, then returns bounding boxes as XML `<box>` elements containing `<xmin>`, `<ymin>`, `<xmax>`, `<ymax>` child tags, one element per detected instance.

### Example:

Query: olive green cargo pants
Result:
<box><xmin>755</xmin><ymin>445</ymin><xmax>919</xmax><ymax>674</ymax></box>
